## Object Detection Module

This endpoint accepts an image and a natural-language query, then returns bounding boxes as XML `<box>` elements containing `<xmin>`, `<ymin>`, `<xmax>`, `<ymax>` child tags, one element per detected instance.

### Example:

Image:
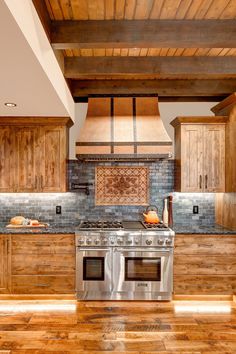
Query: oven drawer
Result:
<box><xmin>113</xmin><ymin>248</ymin><xmax>173</xmax><ymax>293</ymax></box>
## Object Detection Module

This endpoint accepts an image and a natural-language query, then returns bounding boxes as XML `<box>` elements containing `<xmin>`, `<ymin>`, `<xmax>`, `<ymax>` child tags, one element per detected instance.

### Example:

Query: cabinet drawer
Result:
<box><xmin>174</xmin><ymin>275</ymin><xmax>236</xmax><ymax>295</ymax></box>
<box><xmin>174</xmin><ymin>255</ymin><xmax>236</xmax><ymax>275</ymax></box>
<box><xmin>11</xmin><ymin>234</ymin><xmax>75</xmax><ymax>254</ymax></box>
<box><xmin>12</xmin><ymin>254</ymin><xmax>75</xmax><ymax>275</ymax></box>
<box><xmin>12</xmin><ymin>275</ymin><xmax>75</xmax><ymax>294</ymax></box>
<box><xmin>175</xmin><ymin>235</ymin><xmax>236</xmax><ymax>255</ymax></box>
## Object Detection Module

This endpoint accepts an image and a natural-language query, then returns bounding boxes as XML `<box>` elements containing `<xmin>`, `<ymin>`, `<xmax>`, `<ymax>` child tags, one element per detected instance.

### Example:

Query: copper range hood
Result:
<box><xmin>76</xmin><ymin>97</ymin><xmax>173</xmax><ymax>161</ymax></box>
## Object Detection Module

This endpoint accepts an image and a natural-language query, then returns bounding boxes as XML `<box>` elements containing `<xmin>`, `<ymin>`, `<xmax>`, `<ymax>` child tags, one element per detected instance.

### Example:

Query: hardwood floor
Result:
<box><xmin>0</xmin><ymin>300</ymin><xmax>236</xmax><ymax>353</ymax></box>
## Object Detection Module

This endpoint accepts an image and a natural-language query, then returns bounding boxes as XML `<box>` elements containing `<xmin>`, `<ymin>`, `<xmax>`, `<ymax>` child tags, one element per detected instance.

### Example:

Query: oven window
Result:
<box><xmin>83</xmin><ymin>257</ymin><xmax>104</xmax><ymax>281</ymax></box>
<box><xmin>125</xmin><ymin>257</ymin><xmax>161</xmax><ymax>281</ymax></box>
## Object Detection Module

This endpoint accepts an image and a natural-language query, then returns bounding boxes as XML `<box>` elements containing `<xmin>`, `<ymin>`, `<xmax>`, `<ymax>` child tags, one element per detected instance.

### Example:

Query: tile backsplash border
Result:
<box><xmin>0</xmin><ymin>160</ymin><xmax>215</xmax><ymax>226</ymax></box>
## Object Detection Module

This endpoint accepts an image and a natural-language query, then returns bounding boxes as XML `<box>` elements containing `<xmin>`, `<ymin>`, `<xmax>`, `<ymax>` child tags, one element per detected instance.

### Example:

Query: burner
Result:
<box><xmin>143</xmin><ymin>222</ymin><xmax>168</xmax><ymax>229</ymax></box>
<box><xmin>79</xmin><ymin>220</ymin><xmax>124</xmax><ymax>230</ymax></box>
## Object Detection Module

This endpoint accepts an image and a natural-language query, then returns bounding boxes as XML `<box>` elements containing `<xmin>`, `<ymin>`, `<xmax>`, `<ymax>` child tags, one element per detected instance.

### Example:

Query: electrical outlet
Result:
<box><xmin>193</xmin><ymin>205</ymin><xmax>199</xmax><ymax>214</ymax></box>
<box><xmin>56</xmin><ymin>205</ymin><xmax>62</xmax><ymax>214</ymax></box>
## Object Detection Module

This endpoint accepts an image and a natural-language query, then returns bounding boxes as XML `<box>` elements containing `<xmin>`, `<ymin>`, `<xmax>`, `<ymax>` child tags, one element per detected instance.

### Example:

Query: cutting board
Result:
<box><xmin>6</xmin><ymin>224</ymin><xmax>48</xmax><ymax>228</ymax></box>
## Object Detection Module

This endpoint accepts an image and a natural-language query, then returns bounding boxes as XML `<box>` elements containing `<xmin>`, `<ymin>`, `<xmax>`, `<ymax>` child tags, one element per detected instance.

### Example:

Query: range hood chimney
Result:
<box><xmin>76</xmin><ymin>97</ymin><xmax>172</xmax><ymax>161</ymax></box>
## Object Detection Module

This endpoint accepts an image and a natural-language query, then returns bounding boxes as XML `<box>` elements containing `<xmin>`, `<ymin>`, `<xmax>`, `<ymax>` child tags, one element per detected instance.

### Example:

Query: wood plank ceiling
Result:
<box><xmin>33</xmin><ymin>0</ymin><xmax>236</xmax><ymax>100</ymax></box>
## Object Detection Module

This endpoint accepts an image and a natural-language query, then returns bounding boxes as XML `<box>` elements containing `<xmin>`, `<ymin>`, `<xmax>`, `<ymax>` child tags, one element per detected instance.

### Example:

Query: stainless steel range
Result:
<box><xmin>76</xmin><ymin>220</ymin><xmax>175</xmax><ymax>300</ymax></box>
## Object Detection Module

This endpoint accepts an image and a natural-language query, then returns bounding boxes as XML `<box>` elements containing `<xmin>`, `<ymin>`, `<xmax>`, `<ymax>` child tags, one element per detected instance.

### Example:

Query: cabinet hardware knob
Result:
<box><xmin>199</xmin><ymin>175</ymin><xmax>202</xmax><ymax>189</ymax></box>
<box><xmin>41</xmin><ymin>176</ymin><xmax>43</xmax><ymax>190</ymax></box>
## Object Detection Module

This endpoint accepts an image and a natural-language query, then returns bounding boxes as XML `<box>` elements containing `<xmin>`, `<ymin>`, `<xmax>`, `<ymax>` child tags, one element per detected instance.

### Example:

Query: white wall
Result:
<box><xmin>69</xmin><ymin>103</ymin><xmax>88</xmax><ymax>159</ymax></box>
<box><xmin>69</xmin><ymin>101</ymin><xmax>217</xmax><ymax>159</ymax></box>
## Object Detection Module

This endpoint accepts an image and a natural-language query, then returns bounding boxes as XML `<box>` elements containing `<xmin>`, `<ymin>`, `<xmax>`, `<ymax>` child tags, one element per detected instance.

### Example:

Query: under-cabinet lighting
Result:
<box><xmin>0</xmin><ymin>302</ymin><xmax>76</xmax><ymax>313</ymax></box>
<box><xmin>174</xmin><ymin>304</ymin><xmax>231</xmax><ymax>314</ymax></box>
<box><xmin>4</xmin><ymin>102</ymin><xmax>17</xmax><ymax>107</ymax></box>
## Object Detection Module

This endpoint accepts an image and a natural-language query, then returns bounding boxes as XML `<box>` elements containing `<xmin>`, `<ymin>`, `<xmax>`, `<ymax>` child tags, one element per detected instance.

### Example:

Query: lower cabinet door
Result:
<box><xmin>12</xmin><ymin>275</ymin><xmax>75</xmax><ymax>294</ymax></box>
<box><xmin>0</xmin><ymin>236</ymin><xmax>10</xmax><ymax>293</ymax></box>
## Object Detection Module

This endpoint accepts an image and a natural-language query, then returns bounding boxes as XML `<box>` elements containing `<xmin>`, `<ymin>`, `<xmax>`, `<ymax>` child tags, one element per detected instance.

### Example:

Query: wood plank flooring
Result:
<box><xmin>0</xmin><ymin>300</ymin><xmax>236</xmax><ymax>353</ymax></box>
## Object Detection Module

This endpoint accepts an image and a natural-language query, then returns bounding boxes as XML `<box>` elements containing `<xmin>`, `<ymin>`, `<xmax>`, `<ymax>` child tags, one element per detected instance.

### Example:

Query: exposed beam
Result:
<box><xmin>71</xmin><ymin>79</ymin><xmax>236</xmax><ymax>98</ymax></box>
<box><xmin>65</xmin><ymin>57</ymin><xmax>236</xmax><ymax>79</ymax></box>
<box><xmin>51</xmin><ymin>20</ymin><xmax>236</xmax><ymax>49</ymax></box>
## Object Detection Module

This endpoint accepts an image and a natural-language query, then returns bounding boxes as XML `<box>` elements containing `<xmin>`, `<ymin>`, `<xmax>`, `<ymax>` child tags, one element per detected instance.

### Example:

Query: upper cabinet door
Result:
<box><xmin>39</xmin><ymin>126</ymin><xmax>67</xmax><ymax>192</ymax></box>
<box><xmin>181</xmin><ymin>125</ymin><xmax>204</xmax><ymax>192</ymax></box>
<box><xmin>203</xmin><ymin>125</ymin><xmax>225</xmax><ymax>192</ymax></box>
<box><xmin>0</xmin><ymin>127</ymin><xmax>15</xmax><ymax>192</ymax></box>
<box><xmin>14</xmin><ymin>127</ymin><xmax>40</xmax><ymax>192</ymax></box>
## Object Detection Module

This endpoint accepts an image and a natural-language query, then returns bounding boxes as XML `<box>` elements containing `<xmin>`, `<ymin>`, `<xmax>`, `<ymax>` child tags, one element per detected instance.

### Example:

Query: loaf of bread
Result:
<box><xmin>10</xmin><ymin>216</ymin><xmax>25</xmax><ymax>225</ymax></box>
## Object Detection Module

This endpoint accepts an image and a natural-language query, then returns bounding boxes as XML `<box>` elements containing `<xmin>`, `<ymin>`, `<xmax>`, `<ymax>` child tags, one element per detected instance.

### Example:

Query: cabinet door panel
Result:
<box><xmin>0</xmin><ymin>236</ymin><xmax>10</xmax><ymax>293</ymax></box>
<box><xmin>0</xmin><ymin>127</ymin><xmax>15</xmax><ymax>191</ymax></box>
<box><xmin>15</xmin><ymin>128</ymin><xmax>39</xmax><ymax>192</ymax></box>
<box><xmin>12</xmin><ymin>275</ymin><xmax>75</xmax><ymax>294</ymax></box>
<box><xmin>203</xmin><ymin>125</ymin><xmax>225</xmax><ymax>192</ymax></box>
<box><xmin>181</xmin><ymin>125</ymin><xmax>203</xmax><ymax>192</ymax></box>
<box><xmin>39</xmin><ymin>126</ymin><xmax>67</xmax><ymax>192</ymax></box>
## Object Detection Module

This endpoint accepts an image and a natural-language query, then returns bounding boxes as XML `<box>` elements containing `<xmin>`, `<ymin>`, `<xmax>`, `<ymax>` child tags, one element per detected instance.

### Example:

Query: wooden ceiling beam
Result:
<box><xmin>65</xmin><ymin>57</ymin><xmax>236</xmax><ymax>79</ymax></box>
<box><xmin>71</xmin><ymin>79</ymin><xmax>236</xmax><ymax>97</ymax></box>
<box><xmin>51</xmin><ymin>20</ymin><xmax>236</xmax><ymax>49</ymax></box>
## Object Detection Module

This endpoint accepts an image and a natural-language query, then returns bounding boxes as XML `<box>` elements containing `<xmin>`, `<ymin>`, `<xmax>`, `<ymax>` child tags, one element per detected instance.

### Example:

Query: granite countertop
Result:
<box><xmin>0</xmin><ymin>223</ymin><xmax>235</xmax><ymax>235</ymax></box>
<box><xmin>0</xmin><ymin>224</ymin><xmax>77</xmax><ymax>234</ymax></box>
<box><xmin>173</xmin><ymin>225</ymin><xmax>236</xmax><ymax>235</ymax></box>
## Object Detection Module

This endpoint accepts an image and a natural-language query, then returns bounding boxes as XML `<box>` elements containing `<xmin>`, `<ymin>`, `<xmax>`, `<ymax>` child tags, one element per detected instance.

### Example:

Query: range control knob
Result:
<box><xmin>102</xmin><ymin>238</ymin><xmax>108</xmax><ymax>244</ymax></box>
<box><xmin>86</xmin><ymin>238</ymin><xmax>92</xmax><ymax>245</ymax></box>
<box><xmin>94</xmin><ymin>239</ymin><xmax>100</xmax><ymax>245</ymax></box>
<box><xmin>126</xmin><ymin>239</ymin><xmax>132</xmax><ymax>245</ymax></box>
<box><xmin>146</xmin><ymin>239</ymin><xmax>152</xmax><ymax>245</ymax></box>
<box><xmin>134</xmin><ymin>239</ymin><xmax>139</xmax><ymax>245</ymax></box>
<box><xmin>165</xmin><ymin>238</ymin><xmax>172</xmax><ymax>245</ymax></box>
<box><xmin>110</xmin><ymin>240</ymin><xmax>115</xmax><ymax>245</ymax></box>
<box><xmin>117</xmin><ymin>238</ymin><xmax>123</xmax><ymax>245</ymax></box>
<box><xmin>158</xmin><ymin>239</ymin><xmax>164</xmax><ymax>245</ymax></box>
<box><xmin>78</xmin><ymin>239</ymin><xmax>84</xmax><ymax>245</ymax></box>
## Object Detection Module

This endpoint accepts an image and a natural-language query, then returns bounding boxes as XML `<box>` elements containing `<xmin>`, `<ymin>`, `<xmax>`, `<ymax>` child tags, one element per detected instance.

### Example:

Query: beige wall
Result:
<box><xmin>69</xmin><ymin>101</ymin><xmax>216</xmax><ymax>159</ymax></box>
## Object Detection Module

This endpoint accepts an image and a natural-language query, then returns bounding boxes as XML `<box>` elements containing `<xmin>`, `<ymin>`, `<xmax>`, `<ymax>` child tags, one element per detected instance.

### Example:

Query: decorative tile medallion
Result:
<box><xmin>95</xmin><ymin>166</ymin><xmax>149</xmax><ymax>205</ymax></box>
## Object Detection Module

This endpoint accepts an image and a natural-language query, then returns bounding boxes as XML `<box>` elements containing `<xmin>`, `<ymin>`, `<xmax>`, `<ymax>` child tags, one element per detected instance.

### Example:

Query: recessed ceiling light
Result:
<box><xmin>4</xmin><ymin>102</ymin><xmax>17</xmax><ymax>107</ymax></box>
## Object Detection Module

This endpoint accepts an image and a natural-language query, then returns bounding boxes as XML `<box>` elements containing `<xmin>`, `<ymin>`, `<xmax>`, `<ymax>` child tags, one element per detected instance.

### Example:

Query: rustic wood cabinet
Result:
<box><xmin>0</xmin><ymin>235</ymin><xmax>11</xmax><ymax>293</ymax></box>
<box><xmin>171</xmin><ymin>117</ymin><xmax>227</xmax><ymax>192</ymax></box>
<box><xmin>0</xmin><ymin>117</ymin><xmax>72</xmax><ymax>192</ymax></box>
<box><xmin>174</xmin><ymin>234</ymin><xmax>236</xmax><ymax>295</ymax></box>
<box><xmin>11</xmin><ymin>234</ymin><xmax>75</xmax><ymax>294</ymax></box>
<box><xmin>0</xmin><ymin>127</ymin><xmax>15</xmax><ymax>192</ymax></box>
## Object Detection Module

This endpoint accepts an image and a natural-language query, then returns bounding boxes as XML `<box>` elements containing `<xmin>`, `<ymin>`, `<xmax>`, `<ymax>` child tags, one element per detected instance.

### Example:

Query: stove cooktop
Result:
<box><xmin>78</xmin><ymin>220</ymin><xmax>169</xmax><ymax>230</ymax></box>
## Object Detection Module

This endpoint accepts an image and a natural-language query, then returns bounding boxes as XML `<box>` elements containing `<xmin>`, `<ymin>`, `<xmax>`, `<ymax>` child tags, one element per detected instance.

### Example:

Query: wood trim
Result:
<box><xmin>32</xmin><ymin>0</ymin><xmax>51</xmax><ymax>40</ymax></box>
<box><xmin>51</xmin><ymin>20</ymin><xmax>236</xmax><ymax>49</ymax></box>
<box><xmin>0</xmin><ymin>117</ymin><xmax>73</xmax><ymax>127</ymax></box>
<box><xmin>65</xmin><ymin>56</ymin><xmax>236</xmax><ymax>79</ymax></box>
<box><xmin>211</xmin><ymin>92</ymin><xmax>236</xmax><ymax>115</ymax></box>
<box><xmin>173</xmin><ymin>295</ymin><xmax>233</xmax><ymax>301</ymax></box>
<box><xmin>170</xmin><ymin>116</ymin><xmax>228</xmax><ymax>128</ymax></box>
<box><xmin>71</xmin><ymin>79</ymin><xmax>236</xmax><ymax>98</ymax></box>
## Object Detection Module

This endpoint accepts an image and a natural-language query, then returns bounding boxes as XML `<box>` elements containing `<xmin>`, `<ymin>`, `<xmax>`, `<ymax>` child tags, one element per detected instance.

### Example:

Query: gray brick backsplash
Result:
<box><xmin>0</xmin><ymin>160</ymin><xmax>215</xmax><ymax>226</ymax></box>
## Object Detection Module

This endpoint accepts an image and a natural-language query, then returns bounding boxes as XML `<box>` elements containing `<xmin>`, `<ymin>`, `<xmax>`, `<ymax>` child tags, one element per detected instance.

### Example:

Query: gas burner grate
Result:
<box><xmin>142</xmin><ymin>222</ymin><xmax>168</xmax><ymax>229</ymax></box>
<box><xmin>79</xmin><ymin>220</ymin><xmax>124</xmax><ymax>230</ymax></box>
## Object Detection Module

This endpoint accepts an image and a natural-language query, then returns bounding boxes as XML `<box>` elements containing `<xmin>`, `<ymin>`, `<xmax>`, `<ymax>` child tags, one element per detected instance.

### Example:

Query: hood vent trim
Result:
<box><xmin>76</xmin><ymin>153</ymin><xmax>172</xmax><ymax>162</ymax></box>
<box><xmin>76</xmin><ymin>97</ymin><xmax>173</xmax><ymax>161</ymax></box>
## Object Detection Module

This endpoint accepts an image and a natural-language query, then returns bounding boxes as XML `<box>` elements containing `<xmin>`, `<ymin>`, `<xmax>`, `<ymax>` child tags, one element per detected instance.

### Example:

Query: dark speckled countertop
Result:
<box><xmin>0</xmin><ymin>223</ymin><xmax>77</xmax><ymax>234</ymax></box>
<box><xmin>0</xmin><ymin>222</ymin><xmax>235</xmax><ymax>235</ymax></box>
<box><xmin>173</xmin><ymin>225</ymin><xmax>236</xmax><ymax>235</ymax></box>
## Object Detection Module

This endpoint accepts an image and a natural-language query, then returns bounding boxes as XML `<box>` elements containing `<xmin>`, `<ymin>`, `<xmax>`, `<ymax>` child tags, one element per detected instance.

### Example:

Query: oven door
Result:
<box><xmin>76</xmin><ymin>247</ymin><xmax>112</xmax><ymax>293</ymax></box>
<box><xmin>113</xmin><ymin>248</ymin><xmax>173</xmax><ymax>294</ymax></box>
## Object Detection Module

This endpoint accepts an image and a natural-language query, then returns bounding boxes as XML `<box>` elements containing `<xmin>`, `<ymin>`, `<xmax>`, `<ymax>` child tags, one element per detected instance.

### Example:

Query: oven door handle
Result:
<box><xmin>77</xmin><ymin>247</ymin><xmax>110</xmax><ymax>251</ymax></box>
<box><xmin>114</xmin><ymin>248</ymin><xmax>171</xmax><ymax>253</ymax></box>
